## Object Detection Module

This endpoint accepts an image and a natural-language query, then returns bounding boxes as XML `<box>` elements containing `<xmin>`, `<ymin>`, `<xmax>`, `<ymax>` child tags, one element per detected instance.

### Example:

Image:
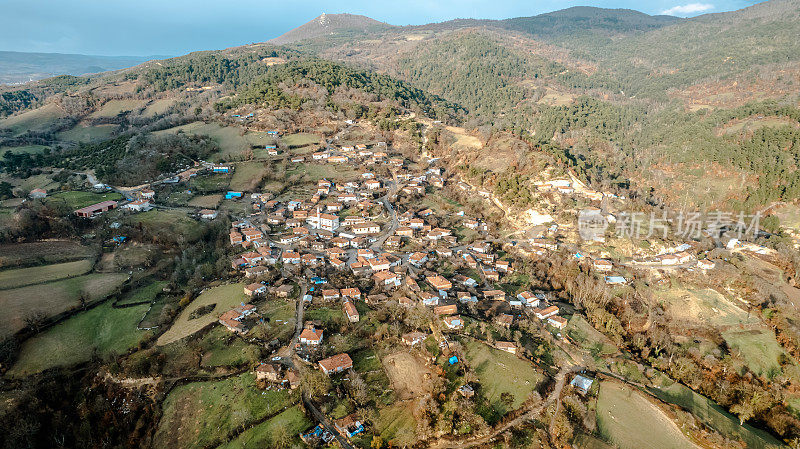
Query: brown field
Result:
<box><xmin>0</xmin><ymin>273</ymin><xmax>128</xmax><ymax>338</ymax></box>
<box><xmin>383</xmin><ymin>352</ymin><xmax>433</xmax><ymax>400</ymax></box>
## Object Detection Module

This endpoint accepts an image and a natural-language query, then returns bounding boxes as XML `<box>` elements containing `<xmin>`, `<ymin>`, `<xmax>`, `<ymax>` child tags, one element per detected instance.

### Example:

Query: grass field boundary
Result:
<box><xmin>7</xmin><ymin>273</ymin><xmax>131</xmax><ymax>344</ymax></box>
<box><xmin>0</xmin><ymin>258</ymin><xmax>97</xmax><ymax>291</ymax></box>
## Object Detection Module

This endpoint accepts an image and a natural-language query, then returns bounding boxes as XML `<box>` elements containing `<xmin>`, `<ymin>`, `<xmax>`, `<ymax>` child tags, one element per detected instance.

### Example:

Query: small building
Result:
<box><xmin>458</xmin><ymin>384</ymin><xmax>475</xmax><ymax>398</ymax></box>
<box><xmin>75</xmin><ymin>200</ymin><xmax>118</xmax><ymax>218</ymax></box>
<box><xmin>255</xmin><ymin>363</ymin><xmax>281</xmax><ymax>382</ymax></box>
<box><xmin>244</xmin><ymin>283</ymin><xmax>267</xmax><ymax>297</ymax></box>
<box><xmin>571</xmin><ymin>374</ymin><xmax>595</xmax><ymax>394</ymax></box>
<box><xmin>495</xmin><ymin>341</ymin><xmax>517</xmax><ymax>354</ymax></box>
<box><xmin>199</xmin><ymin>209</ymin><xmax>218</xmax><ymax>219</ymax></box>
<box><xmin>434</xmin><ymin>304</ymin><xmax>458</xmax><ymax>315</ymax></box>
<box><xmin>343</xmin><ymin>300</ymin><xmax>360</xmax><ymax>323</ymax></box>
<box><xmin>427</xmin><ymin>275</ymin><xmax>452</xmax><ymax>291</ymax></box>
<box><xmin>334</xmin><ymin>414</ymin><xmax>365</xmax><ymax>438</ymax></box>
<box><xmin>496</xmin><ymin>314</ymin><xmax>513</xmax><ymax>327</ymax></box>
<box><xmin>29</xmin><ymin>188</ymin><xmax>47</xmax><ymax>199</ymax></box>
<box><xmin>547</xmin><ymin>315</ymin><xmax>568</xmax><ymax>329</ymax></box>
<box><xmin>319</xmin><ymin>353</ymin><xmax>353</xmax><ymax>375</ymax></box>
<box><xmin>402</xmin><ymin>331</ymin><xmax>427</xmax><ymax>346</ymax></box>
<box><xmin>299</xmin><ymin>327</ymin><xmax>324</xmax><ymax>345</ymax></box>
<box><xmin>534</xmin><ymin>305</ymin><xmax>559</xmax><ymax>320</ymax></box>
<box><xmin>593</xmin><ymin>259</ymin><xmax>613</xmax><ymax>272</ymax></box>
<box><xmin>442</xmin><ymin>315</ymin><xmax>464</xmax><ymax>330</ymax></box>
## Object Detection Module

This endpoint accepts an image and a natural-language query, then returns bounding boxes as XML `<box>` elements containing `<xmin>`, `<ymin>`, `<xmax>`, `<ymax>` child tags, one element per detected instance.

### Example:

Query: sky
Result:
<box><xmin>0</xmin><ymin>0</ymin><xmax>767</xmax><ymax>57</ymax></box>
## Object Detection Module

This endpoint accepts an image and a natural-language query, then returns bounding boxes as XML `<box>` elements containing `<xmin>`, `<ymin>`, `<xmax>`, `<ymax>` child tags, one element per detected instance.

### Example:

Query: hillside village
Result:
<box><xmin>1</xmin><ymin>3</ymin><xmax>800</xmax><ymax>447</ymax></box>
<box><xmin>25</xmin><ymin>107</ymin><xmax>794</xmax><ymax>449</ymax></box>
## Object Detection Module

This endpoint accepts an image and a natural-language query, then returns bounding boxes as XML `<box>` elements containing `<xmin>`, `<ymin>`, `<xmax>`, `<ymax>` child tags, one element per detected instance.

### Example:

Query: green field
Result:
<box><xmin>142</xmin><ymin>98</ymin><xmax>177</xmax><ymax>117</ymax></box>
<box><xmin>566</xmin><ymin>315</ymin><xmax>619</xmax><ymax>359</ymax></box>
<box><xmin>464</xmin><ymin>340</ymin><xmax>543</xmax><ymax>409</ymax></box>
<box><xmin>282</xmin><ymin>132</ymin><xmax>320</xmax><ymax>148</ymax></box>
<box><xmin>0</xmin><ymin>240</ymin><xmax>96</xmax><ymax>268</ymax></box>
<box><xmin>658</xmin><ymin>287</ymin><xmax>757</xmax><ymax>328</ymax></box>
<box><xmin>0</xmin><ymin>259</ymin><xmax>94</xmax><ymax>290</ymax></box>
<box><xmin>48</xmin><ymin>190</ymin><xmax>123</xmax><ymax>210</ymax></box>
<box><xmin>156</xmin><ymin>122</ymin><xmax>272</xmax><ymax>162</ymax></box>
<box><xmin>199</xmin><ymin>326</ymin><xmax>258</xmax><ymax>368</ymax></box>
<box><xmin>153</xmin><ymin>373</ymin><xmax>296</xmax><ymax>449</ymax></box>
<box><xmin>116</xmin><ymin>280</ymin><xmax>167</xmax><ymax>306</ymax></box>
<box><xmin>649</xmin><ymin>377</ymin><xmax>784</xmax><ymax>449</ymax></box>
<box><xmin>187</xmin><ymin>194</ymin><xmax>222</xmax><ymax>208</ymax></box>
<box><xmin>57</xmin><ymin>124</ymin><xmax>118</xmax><ymax>142</ymax></box>
<box><xmin>90</xmin><ymin>99</ymin><xmax>147</xmax><ymax>118</ymax></box>
<box><xmin>596</xmin><ymin>381</ymin><xmax>699</xmax><ymax>449</ymax></box>
<box><xmin>217</xmin><ymin>405</ymin><xmax>311</xmax><ymax>449</ymax></box>
<box><xmin>8</xmin><ymin>300</ymin><xmax>149</xmax><ymax>375</ymax></box>
<box><xmin>157</xmin><ymin>283</ymin><xmax>247</xmax><ymax>345</ymax></box>
<box><xmin>127</xmin><ymin>209</ymin><xmax>204</xmax><ymax>241</ymax></box>
<box><xmin>229</xmin><ymin>162</ymin><xmax>268</xmax><ymax>191</ymax></box>
<box><xmin>376</xmin><ymin>402</ymin><xmax>417</xmax><ymax>445</ymax></box>
<box><xmin>0</xmin><ymin>103</ymin><xmax>66</xmax><ymax>135</ymax></box>
<box><xmin>722</xmin><ymin>328</ymin><xmax>787</xmax><ymax>378</ymax></box>
<box><xmin>0</xmin><ymin>145</ymin><xmax>49</xmax><ymax>155</ymax></box>
<box><xmin>0</xmin><ymin>272</ymin><xmax>128</xmax><ymax>338</ymax></box>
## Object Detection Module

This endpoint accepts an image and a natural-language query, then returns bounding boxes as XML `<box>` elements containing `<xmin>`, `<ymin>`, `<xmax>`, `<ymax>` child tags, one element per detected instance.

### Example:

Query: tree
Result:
<box><xmin>500</xmin><ymin>392</ymin><xmax>515</xmax><ymax>410</ymax></box>
<box><xmin>301</xmin><ymin>367</ymin><xmax>332</xmax><ymax>400</ymax></box>
<box><xmin>23</xmin><ymin>310</ymin><xmax>47</xmax><ymax>333</ymax></box>
<box><xmin>371</xmin><ymin>435</ymin><xmax>384</xmax><ymax>449</ymax></box>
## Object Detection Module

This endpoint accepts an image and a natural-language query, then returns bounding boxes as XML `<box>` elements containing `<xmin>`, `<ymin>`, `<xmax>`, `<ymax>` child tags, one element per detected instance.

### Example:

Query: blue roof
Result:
<box><xmin>449</xmin><ymin>356</ymin><xmax>459</xmax><ymax>365</ymax></box>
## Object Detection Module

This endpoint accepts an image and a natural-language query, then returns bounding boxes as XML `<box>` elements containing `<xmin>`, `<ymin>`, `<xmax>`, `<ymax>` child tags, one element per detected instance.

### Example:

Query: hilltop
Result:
<box><xmin>270</xmin><ymin>13</ymin><xmax>394</xmax><ymax>45</ymax></box>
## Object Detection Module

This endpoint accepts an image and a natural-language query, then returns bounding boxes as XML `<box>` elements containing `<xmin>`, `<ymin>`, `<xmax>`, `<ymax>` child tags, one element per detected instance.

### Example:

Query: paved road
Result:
<box><xmin>303</xmin><ymin>394</ymin><xmax>356</xmax><ymax>449</ymax></box>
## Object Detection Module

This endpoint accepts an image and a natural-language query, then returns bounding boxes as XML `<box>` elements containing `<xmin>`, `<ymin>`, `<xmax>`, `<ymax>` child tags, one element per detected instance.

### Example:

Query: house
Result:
<box><xmin>516</xmin><ymin>291</ymin><xmax>539</xmax><ymax>307</ymax></box>
<box><xmin>340</xmin><ymin>287</ymin><xmax>361</xmax><ymax>300</ymax></box>
<box><xmin>75</xmin><ymin>200</ymin><xmax>118</xmax><ymax>217</ymax></box>
<box><xmin>458</xmin><ymin>384</ymin><xmax>475</xmax><ymax>398</ymax></box>
<box><xmin>282</xmin><ymin>251</ymin><xmax>301</xmax><ymax>264</ymax></box>
<box><xmin>29</xmin><ymin>188</ymin><xmax>47</xmax><ymax>199</ymax></box>
<box><xmin>230</xmin><ymin>231</ymin><xmax>244</xmax><ymax>245</ymax></box>
<box><xmin>365</xmin><ymin>179</ymin><xmax>381</xmax><ymax>189</ymax></box>
<box><xmin>483</xmin><ymin>290</ymin><xmax>506</xmax><ymax>301</ymax></box>
<box><xmin>123</xmin><ymin>199</ymin><xmax>151</xmax><ymax>212</ymax></box>
<box><xmin>275</xmin><ymin>284</ymin><xmax>294</xmax><ymax>298</ymax></box>
<box><xmin>367</xmin><ymin>257</ymin><xmax>391</xmax><ymax>272</ymax></box>
<box><xmin>373</xmin><ymin>270</ymin><xmax>400</xmax><ymax>287</ymax></box>
<box><xmin>496</xmin><ymin>314</ymin><xmax>513</xmax><ymax>327</ymax></box>
<box><xmin>241</xmin><ymin>251</ymin><xmax>263</xmax><ymax>265</ymax></box>
<box><xmin>442</xmin><ymin>315</ymin><xmax>464</xmax><ymax>330</ymax></box>
<box><xmin>385</xmin><ymin>235</ymin><xmax>401</xmax><ymax>248</ymax></box>
<box><xmin>244</xmin><ymin>266</ymin><xmax>269</xmax><ymax>278</ymax></box>
<box><xmin>593</xmin><ymin>259</ymin><xmax>613</xmax><ymax>272</ymax></box>
<box><xmin>255</xmin><ymin>363</ymin><xmax>281</xmax><ymax>382</ymax></box>
<box><xmin>218</xmin><ymin>304</ymin><xmax>257</xmax><ymax>334</ymax></box>
<box><xmin>330</xmin><ymin>257</ymin><xmax>346</xmax><ymax>269</ymax></box>
<box><xmin>404</xmin><ymin>277</ymin><xmax>420</xmax><ymax>292</ymax></box>
<box><xmin>495</xmin><ymin>260</ymin><xmax>511</xmax><ymax>272</ymax></box>
<box><xmin>140</xmin><ymin>188</ymin><xmax>155</xmax><ymax>199</ymax></box>
<box><xmin>352</xmin><ymin>221</ymin><xmax>380</xmax><ymax>235</ymax></box>
<box><xmin>343</xmin><ymin>300</ymin><xmax>360</xmax><ymax>323</ymax></box>
<box><xmin>300</xmin><ymin>327</ymin><xmax>324</xmax><ymax>345</ymax></box>
<box><xmin>697</xmin><ymin>259</ymin><xmax>715</xmax><ymax>270</ymax></box>
<box><xmin>286</xmin><ymin>369</ymin><xmax>300</xmax><ymax>389</ymax></box>
<box><xmin>534</xmin><ymin>305</ymin><xmax>559</xmax><ymax>320</ymax></box>
<box><xmin>199</xmin><ymin>209</ymin><xmax>218</xmax><ymax>219</ymax></box>
<box><xmin>434</xmin><ymin>304</ymin><xmax>458</xmax><ymax>315</ymax></box>
<box><xmin>334</xmin><ymin>414</ymin><xmax>365</xmax><ymax>438</ymax></box>
<box><xmin>244</xmin><ymin>283</ymin><xmax>267</xmax><ymax>296</ymax></box>
<box><xmin>481</xmin><ymin>266</ymin><xmax>500</xmax><ymax>282</ymax></box>
<box><xmin>212</xmin><ymin>165</ymin><xmax>230</xmax><ymax>173</ymax></box>
<box><xmin>660</xmin><ymin>254</ymin><xmax>679</xmax><ymax>265</ymax></box>
<box><xmin>457</xmin><ymin>291</ymin><xmax>477</xmax><ymax>303</ymax></box>
<box><xmin>427</xmin><ymin>275</ymin><xmax>452</xmax><ymax>291</ymax></box>
<box><xmin>496</xmin><ymin>341</ymin><xmax>517</xmax><ymax>354</ymax></box>
<box><xmin>319</xmin><ymin>353</ymin><xmax>353</xmax><ymax>375</ymax></box>
<box><xmin>419</xmin><ymin>291</ymin><xmax>439</xmax><ymax>306</ymax></box>
<box><xmin>402</xmin><ymin>331</ymin><xmax>427</xmax><ymax>346</ymax></box>
<box><xmin>547</xmin><ymin>315</ymin><xmax>568</xmax><ymax>329</ymax></box>
<box><xmin>409</xmin><ymin>252</ymin><xmax>428</xmax><ymax>267</ymax></box>
<box><xmin>571</xmin><ymin>374</ymin><xmax>595</xmax><ymax>394</ymax></box>
<box><xmin>322</xmin><ymin>289</ymin><xmax>340</xmax><ymax>301</ymax></box>
<box><xmin>242</xmin><ymin>229</ymin><xmax>264</xmax><ymax>242</ymax></box>
<box><xmin>396</xmin><ymin>226</ymin><xmax>414</xmax><ymax>237</ymax></box>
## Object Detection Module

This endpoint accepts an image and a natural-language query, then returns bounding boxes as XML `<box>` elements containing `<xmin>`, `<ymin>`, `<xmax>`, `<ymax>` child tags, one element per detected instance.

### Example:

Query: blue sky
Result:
<box><xmin>0</xmin><ymin>0</ymin><xmax>766</xmax><ymax>56</ymax></box>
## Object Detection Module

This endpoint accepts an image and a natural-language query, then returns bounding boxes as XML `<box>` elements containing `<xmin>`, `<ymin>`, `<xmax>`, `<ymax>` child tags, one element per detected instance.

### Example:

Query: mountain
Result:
<box><xmin>270</xmin><ymin>13</ymin><xmax>394</xmax><ymax>45</ymax></box>
<box><xmin>0</xmin><ymin>51</ymin><xmax>162</xmax><ymax>85</ymax></box>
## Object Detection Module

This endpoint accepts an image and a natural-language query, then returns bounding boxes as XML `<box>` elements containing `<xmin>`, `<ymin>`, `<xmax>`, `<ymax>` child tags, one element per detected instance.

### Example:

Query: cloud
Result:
<box><xmin>660</xmin><ymin>3</ymin><xmax>714</xmax><ymax>15</ymax></box>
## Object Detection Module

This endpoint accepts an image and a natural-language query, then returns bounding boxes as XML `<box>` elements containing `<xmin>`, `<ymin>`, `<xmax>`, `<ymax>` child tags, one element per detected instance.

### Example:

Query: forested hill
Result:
<box><xmin>497</xmin><ymin>6</ymin><xmax>681</xmax><ymax>39</ymax></box>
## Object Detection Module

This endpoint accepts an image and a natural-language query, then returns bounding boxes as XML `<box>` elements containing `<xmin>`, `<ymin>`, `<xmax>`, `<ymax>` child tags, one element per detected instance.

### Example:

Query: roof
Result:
<box><xmin>496</xmin><ymin>341</ymin><xmax>516</xmax><ymax>350</ymax></box>
<box><xmin>246</xmin><ymin>283</ymin><xmax>265</xmax><ymax>291</ymax></box>
<box><xmin>300</xmin><ymin>328</ymin><xmax>323</xmax><ymax>341</ymax></box>
<box><xmin>343</xmin><ymin>301</ymin><xmax>359</xmax><ymax>317</ymax></box>
<box><xmin>319</xmin><ymin>353</ymin><xmax>353</xmax><ymax>372</ymax></box>
<box><xmin>75</xmin><ymin>200</ymin><xmax>117</xmax><ymax>214</ymax></box>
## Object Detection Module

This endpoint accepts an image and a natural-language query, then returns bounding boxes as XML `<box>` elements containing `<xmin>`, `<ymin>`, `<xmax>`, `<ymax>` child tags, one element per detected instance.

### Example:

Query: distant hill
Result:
<box><xmin>497</xmin><ymin>6</ymin><xmax>681</xmax><ymax>39</ymax></box>
<box><xmin>0</xmin><ymin>51</ymin><xmax>161</xmax><ymax>85</ymax></box>
<box><xmin>270</xmin><ymin>13</ymin><xmax>394</xmax><ymax>44</ymax></box>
